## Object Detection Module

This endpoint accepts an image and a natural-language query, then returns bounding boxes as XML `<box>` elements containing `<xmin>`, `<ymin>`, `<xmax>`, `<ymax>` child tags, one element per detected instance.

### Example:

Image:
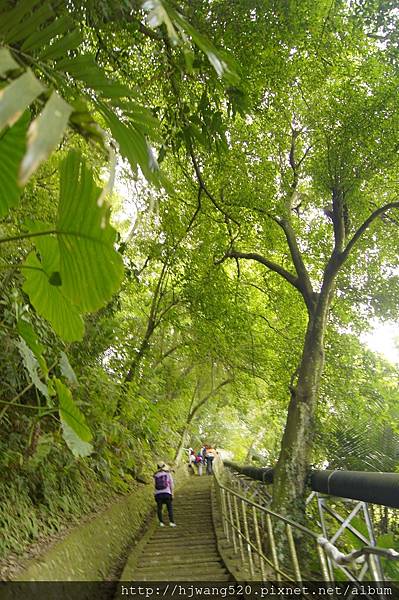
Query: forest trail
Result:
<box><xmin>122</xmin><ymin>476</ymin><xmax>232</xmax><ymax>581</ymax></box>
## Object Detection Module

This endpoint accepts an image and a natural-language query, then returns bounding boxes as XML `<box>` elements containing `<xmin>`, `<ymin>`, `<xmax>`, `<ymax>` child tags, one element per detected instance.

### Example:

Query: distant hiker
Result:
<box><xmin>195</xmin><ymin>452</ymin><xmax>203</xmax><ymax>476</ymax></box>
<box><xmin>154</xmin><ymin>462</ymin><xmax>176</xmax><ymax>527</ymax></box>
<box><xmin>188</xmin><ymin>448</ymin><xmax>196</xmax><ymax>474</ymax></box>
<box><xmin>205</xmin><ymin>446</ymin><xmax>217</xmax><ymax>475</ymax></box>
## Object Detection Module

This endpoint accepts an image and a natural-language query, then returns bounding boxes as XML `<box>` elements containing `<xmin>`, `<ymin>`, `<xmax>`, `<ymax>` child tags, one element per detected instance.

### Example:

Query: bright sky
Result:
<box><xmin>361</xmin><ymin>320</ymin><xmax>399</xmax><ymax>366</ymax></box>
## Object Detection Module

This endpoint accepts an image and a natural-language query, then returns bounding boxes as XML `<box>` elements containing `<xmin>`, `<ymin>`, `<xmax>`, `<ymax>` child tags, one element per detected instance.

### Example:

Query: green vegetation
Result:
<box><xmin>1</xmin><ymin>0</ymin><xmax>399</xmax><ymax>569</ymax></box>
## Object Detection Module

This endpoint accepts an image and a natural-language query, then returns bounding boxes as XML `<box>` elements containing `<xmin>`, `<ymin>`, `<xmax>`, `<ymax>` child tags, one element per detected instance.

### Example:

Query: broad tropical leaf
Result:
<box><xmin>22</xmin><ymin>150</ymin><xmax>123</xmax><ymax>339</ymax></box>
<box><xmin>0</xmin><ymin>112</ymin><xmax>28</xmax><ymax>217</ymax></box>
<box><xmin>16</xmin><ymin>338</ymin><xmax>50</xmax><ymax>401</ymax></box>
<box><xmin>20</xmin><ymin>91</ymin><xmax>72</xmax><ymax>185</ymax></box>
<box><xmin>59</xmin><ymin>351</ymin><xmax>78</xmax><ymax>386</ymax></box>
<box><xmin>55</xmin><ymin>378</ymin><xmax>93</xmax><ymax>457</ymax></box>
<box><xmin>22</xmin><ymin>231</ymin><xmax>85</xmax><ymax>342</ymax></box>
<box><xmin>0</xmin><ymin>47</ymin><xmax>19</xmax><ymax>76</ymax></box>
<box><xmin>17</xmin><ymin>318</ymin><xmax>47</xmax><ymax>374</ymax></box>
<box><xmin>61</xmin><ymin>420</ymin><xmax>93</xmax><ymax>458</ymax></box>
<box><xmin>57</xmin><ymin>151</ymin><xmax>124</xmax><ymax>312</ymax></box>
<box><xmin>0</xmin><ymin>69</ymin><xmax>44</xmax><ymax>131</ymax></box>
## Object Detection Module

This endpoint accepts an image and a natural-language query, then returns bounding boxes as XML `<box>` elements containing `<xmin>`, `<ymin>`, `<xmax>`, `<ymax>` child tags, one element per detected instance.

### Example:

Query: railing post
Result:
<box><xmin>253</xmin><ymin>506</ymin><xmax>267</xmax><ymax>580</ymax></box>
<box><xmin>363</xmin><ymin>503</ymin><xmax>384</xmax><ymax>581</ymax></box>
<box><xmin>227</xmin><ymin>492</ymin><xmax>237</xmax><ymax>554</ymax></box>
<box><xmin>266</xmin><ymin>514</ymin><xmax>281</xmax><ymax>581</ymax></box>
<box><xmin>317</xmin><ymin>495</ymin><xmax>334</xmax><ymax>579</ymax></box>
<box><xmin>286</xmin><ymin>523</ymin><xmax>302</xmax><ymax>581</ymax></box>
<box><xmin>241</xmin><ymin>499</ymin><xmax>255</xmax><ymax>577</ymax></box>
<box><xmin>316</xmin><ymin>543</ymin><xmax>331</xmax><ymax>582</ymax></box>
<box><xmin>221</xmin><ymin>488</ymin><xmax>229</xmax><ymax>541</ymax></box>
<box><xmin>233</xmin><ymin>494</ymin><xmax>245</xmax><ymax>565</ymax></box>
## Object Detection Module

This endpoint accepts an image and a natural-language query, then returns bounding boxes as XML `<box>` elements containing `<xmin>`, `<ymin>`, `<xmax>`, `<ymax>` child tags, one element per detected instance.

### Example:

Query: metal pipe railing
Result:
<box><xmin>224</xmin><ymin>460</ymin><xmax>399</xmax><ymax>508</ymax></box>
<box><xmin>214</xmin><ymin>462</ymin><xmax>399</xmax><ymax>582</ymax></box>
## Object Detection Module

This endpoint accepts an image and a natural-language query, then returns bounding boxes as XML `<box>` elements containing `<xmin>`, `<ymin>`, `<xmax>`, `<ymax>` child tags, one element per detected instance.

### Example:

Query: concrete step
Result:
<box><xmin>173</xmin><ymin>504</ymin><xmax>212</xmax><ymax>517</ymax></box>
<box><xmin>131</xmin><ymin>572</ymin><xmax>234</xmax><ymax>580</ymax></box>
<box><xmin>134</xmin><ymin>572</ymin><xmax>229</xmax><ymax>581</ymax></box>
<box><xmin>152</xmin><ymin>532</ymin><xmax>216</xmax><ymax>539</ymax></box>
<box><xmin>168</xmin><ymin>524</ymin><xmax>213</xmax><ymax>529</ymax></box>
<box><xmin>152</xmin><ymin>533</ymin><xmax>216</xmax><ymax>541</ymax></box>
<box><xmin>174</xmin><ymin>512</ymin><xmax>213</xmax><ymax>516</ymax></box>
<box><xmin>136</xmin><ymin>561</ymin><xmax>226</xmax><ymax>573</ymax></box>
<box><xmin>140</xmin><ymin>549</ymin><xmax>220</xmax><ymax>560</ymax></box>
<box><xmin>145</xmin><ymin>539</ymin><xmax>214</xmax><ymax>548</ymax></box>
<box><xmin>138</xmin><ymin>556</ymin><xmax>225</xmax><ymax>567</ymax></box>
<box><xmin>135</xmin><ymin>565</ymin><xmax>228</xmax><ymax>581</ymax></box>
<box><xmin>173</xmin><ymin>506</ymin><xmax>212</xmax><ymax>511</ymax></box>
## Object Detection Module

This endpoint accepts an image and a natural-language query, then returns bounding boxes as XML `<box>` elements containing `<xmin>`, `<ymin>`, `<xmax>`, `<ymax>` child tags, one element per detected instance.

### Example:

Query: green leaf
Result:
<box><xmin>0</xmin><ymin>112</ymin><xmax>28</xmax><ymax>217</ymax></box>
<box><xmin>16</xmin><ymin>338</ymin><xmax>50</xmax><ymax>401</ymax></box>
<box><xmin>17</xmin><ymin>318</ymin><xmax>47</xmax><ymax>374</ymax></box>
<box><xmin>101</xmin><ymin>105</ymin><xmax>159</xmax><ymax>183</ymax></box>
<box><xmin>19</xmin><ymin>91</ymin><xmax>72</xmax><ymax>185</ymax></box>
<box><xmin>0</xmin><ymin>0</ymin><xmax>43</xmax><ymax>38</ymax></box>
<box><xmin>55</xmin><ymin>378</ymin><xmax>93</xmax><ymax>457</ymax></box>
<box><xmin>22</xmin><ymin>230</ymin><xmax>84</xmax><ymax>342</ymax></box>
<box><xmin>143</xmin><ymin>0</ymin><xmax>179</xmax><ymax>45</ymax></box>
<box><xmin>49</xmin><ymin>271</ymin><xmax>62</xmax><ymax>286</ymax></box>
<box><xmin>38</xmin><ymin>29</ymin><xmax>83</xmax><ymax>60</ymax></box>
<box><xmin>57</xmin><ymin>55</ymin><xmax>132</xmax><ymax>98</ymax></box>
<box><xmin>0</xmin><ymin>70</ymin><xmax>45</xmax><ymax>131</ymax></box>
<box><xmin>142</xmin><ymin>1</ymin><xmax>239</xmax><ymax>84</ymax></box>
<box><xmin>116</xmin><ymin>101</ymin><xmax>160</xmax><ymax>138</ymax></box>
<box><xmin>60</xmin><ymin>351</ymin><xmax>78</xmax><ymax>386</ymax></box>
<box><xmin>172</xmin><ymin>11</ymin><xmax>240</xmax><ymax>85</ymax></box>
<box><xmin>61</xmin><ymin>420</ymin><xmax>93</xmax><ymax>458</ymax></box>
<box><xmin>21</xmin><ymin>15</ymin><xmax>75</xmax><ymax>52</ymax></box>
<box><xmin>57</xmin><ymin>151</ymin><xmax>124</xmax><ymax>312</ymax></box>
<box><xmin>5</xmin><ymin>3</ymin><xmax>54</xmax><ymax>45</ymax></box>
<box><xmin>0</xmin><ymin>47</ymin><xmax>20</xmax><ymax>77</ymax></box>
<box><xmin>22</xmin><ymin>151</ymin><xmax>124</xmax><ymax>340</ymax></box>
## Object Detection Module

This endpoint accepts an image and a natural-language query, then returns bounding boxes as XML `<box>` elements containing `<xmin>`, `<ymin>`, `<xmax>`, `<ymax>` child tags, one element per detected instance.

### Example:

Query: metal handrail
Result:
<box><xmin>216</xmin><ymin>471</ymin><xmax>321</xmax><ymax>539</ymax></box>
<box><xmin>213</xmin><ymin>462</ymin><xmax>399</xmax><ymax>582</ymax></box>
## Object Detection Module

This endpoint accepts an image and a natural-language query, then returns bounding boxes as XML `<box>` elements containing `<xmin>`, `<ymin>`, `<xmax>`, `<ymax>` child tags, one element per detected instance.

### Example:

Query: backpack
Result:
<box><xmin>155</xmin><ymin>472</ymin><xmax>169</xmax><ymax>490</ymax></box>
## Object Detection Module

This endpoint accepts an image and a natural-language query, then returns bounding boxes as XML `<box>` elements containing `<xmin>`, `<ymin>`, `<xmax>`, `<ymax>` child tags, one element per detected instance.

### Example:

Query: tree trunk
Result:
<box><xmin>174</xmin><ymin>427</ymin><xmax>189</xmax><ymax>464</ymax></box>
<box><xmin>272</xmin><ymin>292</ymin><xmax>332</xmax><ymax>520</ymax></box>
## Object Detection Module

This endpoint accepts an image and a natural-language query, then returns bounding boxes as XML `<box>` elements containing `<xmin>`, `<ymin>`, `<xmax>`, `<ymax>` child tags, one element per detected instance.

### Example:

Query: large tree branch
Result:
<box><xmin>274</xmin><ymin>217</ymin><xmax>315</xmax><ymax>305</ymax></box>
<box><xmin>216</xmin><ymin>250</ymin><xmax>297</xmax><ymax>286</ymax></box>
<box><xmin>188</xmin><ymin>146</ymin><xmax>241</xmax><ymax>227</ymax></box>
<box><xmin>331</xmin><ymin>186</ymin><xmax>346</xmax><ymax>252</ymax></box>
<box><xmin>216</xmin><ymin>250</ymin><xmax>316</xmax><ymax>312</ymax></box>
<box><xmin>188</xmin><ymin>377</ymin><xmax>233</xmax><ymax>423</ymax></box>
<box><xmin>153</xmin><ymin>297</ymin><xmax>180</xmax><ymax>329</ymax></box>
<box><xmin>342</xmin><ymin>201</ymin><xmax>399</xmax><ymax>261</ymax></box>
<box><xmin>152</xmin><ymin>343</ymin><xmax>182</xmax><ymax>370</ymax></box>
<box><xmin>123</xmin><ymin>261</ymin><xmax>170</xmax><ymax>385</ymax></box>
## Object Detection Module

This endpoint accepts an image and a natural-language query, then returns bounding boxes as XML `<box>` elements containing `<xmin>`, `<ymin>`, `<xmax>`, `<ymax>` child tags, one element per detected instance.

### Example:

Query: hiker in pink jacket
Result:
<box><xmin>153</xmin><ymin>462</ymin><xmax>176</xmax><ymax>527</ymax></box>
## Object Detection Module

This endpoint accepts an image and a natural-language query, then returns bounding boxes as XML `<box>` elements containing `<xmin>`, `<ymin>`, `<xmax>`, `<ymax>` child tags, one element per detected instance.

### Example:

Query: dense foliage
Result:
<box><xmin>1</xmin><ymin>0</ymin><xmax>399</xmax><ymax>567</ymax></box>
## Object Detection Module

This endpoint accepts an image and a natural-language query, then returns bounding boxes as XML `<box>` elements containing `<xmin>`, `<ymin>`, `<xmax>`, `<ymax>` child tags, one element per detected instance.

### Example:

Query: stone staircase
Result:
<box><xmin>122</xmin><ymin>476</ymin><xmax>232</xmax><ymax>582</ymax></box>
